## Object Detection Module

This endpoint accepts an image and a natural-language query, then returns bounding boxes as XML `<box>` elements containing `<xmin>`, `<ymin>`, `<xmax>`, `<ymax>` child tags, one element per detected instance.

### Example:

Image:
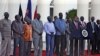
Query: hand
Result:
<box><xmin>39</xmin><ymin>33</ymin><xmax>42</xmax><ymax>36</ymax></box>
<box><xmin>65</xmin><ymin>30</ymin><xmax>71</xmax><ymax>34</ymax></box>
<box><xmin>19</xmin><ymin>32</ymin><xmax>24</xmax><ymax>36</ymax></box>
<box><xmin>50</xmin><ymin>32</ymin><xmax>54</xmax><ymax>35</ymax></box>
<box><xmin>2</xmin><ymin>38</ymin><xmax>4</xmax><ymax>40</ymax></box>
<box><xmin>61</xmin><ymin>32</ymin><xmax>65</xmax><ymax>35</ymax></box>
<box><xmin>50</xmin><ymin>32</ymin><xmax>54</xmax><ymax>37</ymax></box>
<box><xmin>11</xmin><ymin>36</ymin><xmax>14</xmax><ymax>39</ymax></box>
<box><xmin>65</xmin><ymin>31</ymin><xmax>68</xmax><ymax>33</ymax></box>
<box><xmin>30</xmin><ymin>37</ymin><xmax>32</xmax><ymax>41</ymax></box>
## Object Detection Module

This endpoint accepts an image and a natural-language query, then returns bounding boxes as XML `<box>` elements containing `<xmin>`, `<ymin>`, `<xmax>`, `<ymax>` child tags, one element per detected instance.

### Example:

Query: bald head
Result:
<box><xmin>15</xmin><ymin>15</ymin><xmax>21</xmax><ymax>22</ymax></box>
<box><xmin>80</xmin><ymin>16</ymin><xmax>84</xmax><ymax>21</ymax></box>
<box><xmin>36</xmin><ymin>13</ymin><xmax>41</xmax><ymax>20</ymax></box>
<box><xmin>74</xmin><ymin>16</ymin><xmax>79</xmax><ymax>22</ymax></box>
<box><xmin>91</xmin><ymin>17</ymin><xmax>95</xmax><ymax>22</ymax></box>
<box><xmin>59</xmin><ymin>12</ymin><xmax>63</xmax><ymax>19</ymax></box>
<box><xmin>4</xmin><ymin>12</ymin><xmax>9</xmax><ymax>19</ymax></box>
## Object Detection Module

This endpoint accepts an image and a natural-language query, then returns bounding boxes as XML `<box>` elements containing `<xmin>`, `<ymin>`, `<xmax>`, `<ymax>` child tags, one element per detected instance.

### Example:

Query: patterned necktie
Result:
<box><xmin>82</xmin><ymin>22</ymin><xmax>85</xmax><ymax>27</ymax></box>
<box><xmin>91</xmin><ymin>22</ymin><xmax>95</xmax><ymax>33</ymax></box>
<box><xmin>74</xmin><ymin>22</ymin><xmax>78</xmax><ymax>29</ymax></box>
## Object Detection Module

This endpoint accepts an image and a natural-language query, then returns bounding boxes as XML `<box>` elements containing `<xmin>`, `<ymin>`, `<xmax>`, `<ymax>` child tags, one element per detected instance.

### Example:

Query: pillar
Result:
<box><xmin>91</xmin><ymin>0</ymin><xmax>100</xmax><ymax>21</ymax></box>
<box><xmin>77</xmin><ymin>0</ymin><xmax>89</xmax><ymax>22</ymax></box>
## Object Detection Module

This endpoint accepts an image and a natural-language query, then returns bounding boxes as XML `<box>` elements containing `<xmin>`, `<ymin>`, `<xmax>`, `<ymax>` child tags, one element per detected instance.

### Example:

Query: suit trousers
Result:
<box><xmin>13</xmin><ymin>37</ymin><xmax>19</xmax><ymax>56</ymax></box>
<box><xmin>0</xmin><ymin>37</ymin><xmax>11</xmax><ymax>56</ymax></box>
<box><xmin>70</xmin><ymin>39</ymin><xmax>79</xmax><ymax>56</ymax></box>
<box><xmin>97</xmin><ymin>40</ymin><xmax>100</xmax><ymax>52</ymax></box>
<box><xmin>90</xmin><ymin>33</ymin><xmax>97</xmax><ymax>53</ymax></box>
<box><xmin>66</xmin><ymin>34</ymin><xmax>70</xmax><ymax>55</ymax></box>
<box><xmin>54</xmin><ymin>35</ymin><xmax>57</xmax><ymax>53</ymax></box>
<box><xmin>79</xmin><ymin>39</ymin><xmax>85</xmax><ymax>55</ymax></box>
<box><xmin>33</xmin><ymin>36</ymin><xmax>43</xmax><ymax>56</ymax></box>
<box><xmin>13</xmin><ymin>37</ymin><xmax>24</xmax><ymax>56</ymax></box>
<box><xmin>24</xmin><ymin>41</ymin><xmax>32</xmax><ymax>56</ymax></box>
<box><xmin>90</xmin><ymin>39</ymin><xmax>97</xmax><ymax>53</ymax></box>
<box><xmin>55</xmin><ymin>35</ymin><xmax>66</xmax><ymax>56</ymax></box>
<box><xmin>46</xmin><ymin>34</ymin><xmax>54</xmax><ymax>56</ymax></box>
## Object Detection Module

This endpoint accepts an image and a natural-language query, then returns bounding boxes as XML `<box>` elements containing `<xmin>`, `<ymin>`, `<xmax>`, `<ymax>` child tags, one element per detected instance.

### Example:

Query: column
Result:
<box><xmin>91</xmin><ymin>0</ymin><xmax>100</xmax><ymax>21</ymax></box>
<box><xmin>77</xmin><ymin>0</ymin><xmax>89</xmax><ymax>22</ymax></box>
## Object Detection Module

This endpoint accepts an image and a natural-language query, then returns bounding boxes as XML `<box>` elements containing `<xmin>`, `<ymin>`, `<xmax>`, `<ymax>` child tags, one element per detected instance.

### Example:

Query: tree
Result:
<box><xmin>67</xmin><ymin>9</ymin><xmax>77</xmax><ymax>20</ymax></box>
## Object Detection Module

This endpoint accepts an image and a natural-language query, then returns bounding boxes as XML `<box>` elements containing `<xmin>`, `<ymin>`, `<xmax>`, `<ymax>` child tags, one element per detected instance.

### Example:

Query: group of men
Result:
<box><xmin>0</xmin><ymin>12</ymin><xmax>43</xmax><ymax>56</ymax></box>
<box><xmin>0</xmin><ymin>12</ymin><xmax>100</xmax><ymax>56</ymax></box>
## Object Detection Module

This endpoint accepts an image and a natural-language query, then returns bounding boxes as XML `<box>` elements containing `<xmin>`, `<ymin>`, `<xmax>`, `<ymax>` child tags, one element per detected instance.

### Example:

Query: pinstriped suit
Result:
<box><xmin>0</xmin><ymin>19</ymin><xmax>12</xmax><ymax>56</ymax></box>
<box><xmin>32</xmin><ymin>19</ymin><xmax>43</xmax><ymax>56</ymax></box>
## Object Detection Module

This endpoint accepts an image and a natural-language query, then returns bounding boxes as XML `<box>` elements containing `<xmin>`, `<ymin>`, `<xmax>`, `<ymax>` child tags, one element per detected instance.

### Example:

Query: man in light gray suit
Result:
<box><xmin>65</xmin><ymin>17</ymin><xmax>71</xmax><ymax>56</ymax></box>
<box><xmin>0</xmin><ymin>12</ymin><xmax>12</xmax><ymax>56</ymax></box>
<box><xmin>32</xmin><ymin>13</ymin><xmax>43</xmax><ymax>56</ymax></box>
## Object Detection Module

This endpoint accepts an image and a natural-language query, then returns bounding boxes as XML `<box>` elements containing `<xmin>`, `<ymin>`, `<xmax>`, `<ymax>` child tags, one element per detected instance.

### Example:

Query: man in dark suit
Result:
<box><xmin>86</xmin><ymin>17</ymin><xmax>97</xmax><ymax>54</ymax></box>
<box><xmin>96</xmin><ymin>20</ymin><xmax>100</xmax><ymax>53</ymax></box>
<box><xmin>70</xmin><ymin>16</ymin><xmax>81</xmax><ymax>56</ymax></box>
<box><xmin>79</xmin><ymin>16</ymin><xmax>87</xmax><ymax>56</ymax></box>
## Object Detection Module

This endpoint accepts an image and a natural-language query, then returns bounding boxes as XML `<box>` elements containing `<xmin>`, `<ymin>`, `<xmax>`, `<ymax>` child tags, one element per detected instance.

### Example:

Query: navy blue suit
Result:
<box><xmin>86</xmin><ymin>22</ymin><xmax>97</xmax><ymax>39</ymax></box>
<box><xmin>86</xmin><ymin>22</ymin><xmax>97</xmax><ymax>53</ymax></box>
<box><xmin>96</xmin><ymin>25</ymin><xmax>100</xmax><ymax>52</ymax></box>
<box><xmin>70</xmin><ymin>21</ymin><xmax>81</xmax><ymax>56</ymax></box>
<box><xmin>70</xmin><ymin>21</ymin><xmax>81</xmax><ymax>39</ymax></box>
<box><xmin>79</xmin><ymin>21</ymin><xmax>87</xmax><ymax>55</ymax></box>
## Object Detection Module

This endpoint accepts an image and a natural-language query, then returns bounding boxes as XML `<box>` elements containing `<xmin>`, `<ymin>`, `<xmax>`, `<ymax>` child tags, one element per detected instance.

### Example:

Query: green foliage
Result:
<box><xmin>67</xmin><ymin>9</ymin><xmax>77</xmax><ymax>20</ymax></box>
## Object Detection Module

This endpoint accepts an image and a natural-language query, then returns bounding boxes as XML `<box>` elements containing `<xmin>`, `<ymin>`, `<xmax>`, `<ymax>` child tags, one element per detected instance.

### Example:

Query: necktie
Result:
<box><xmin>82</xmin><ymin>22</ymin><xmax>85</xmax><ymax>27</ymax></box>
<box><xmin>75</xmin><ymin>22</ymin><xmax>78</xmax><ymax>29</ymax></box>
<box><xmin>91</xmin><ymin>22</ymin><xmax>95</xmax><ymax>33</ymax></box>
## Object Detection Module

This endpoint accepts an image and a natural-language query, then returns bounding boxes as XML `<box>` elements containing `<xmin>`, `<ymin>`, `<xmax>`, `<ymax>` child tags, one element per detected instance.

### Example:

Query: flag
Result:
<box><xmin>34</xmin><ymin>6</ymin><xmax>37</xmax><ymax>19</ymax></box>
<box><xmin>26</xmin><ymin>0</ymin><xmax>32</xmax><ymax>19</ymax></box>
<box><xmin>19</xmin><ymin>4</ymin><xmax>23</xmax><ymax>18</ymax></box>
<box><xmin>19</xmin><ymin>4</ymin><xmax>24</xmax><ymax>23</ymax></box>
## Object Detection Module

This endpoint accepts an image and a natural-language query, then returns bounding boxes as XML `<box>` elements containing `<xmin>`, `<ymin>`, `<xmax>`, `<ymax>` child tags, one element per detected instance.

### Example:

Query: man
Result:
<box><xmin>23</xmin><ymin>17</ymin><xmax>32</xmax><ymax>56</ymax></box>
<box><xmin>96</xmin><ymin>20</ymin><xmax>100</xmax><ymax>54</ymax></box>
<box><xmin>0</xmin><ymin>12</ymin><xmax>12</xmax><ymax>56</ymax></box>
<box><xmin>53</xmin><ymin>16</ymin><xmax>58</xmax><ymax>53</ymax></box>
<box><xmin>79</xmin><ymin>16</ymin><xmax>87</xmax><ymax>56</ymax></box>
<box><xmin>70</xmin><ymin>16</ymin><xmax>81</xmax><ymax>56</ymax></box>
<box><xmin>65</xmin><ymin>17</ymin><xmax>71</xmax><ymax>56</ymax></box>
<box><xmin>86</xmin><ymin>17</ymin><xmax>97</xmax><ymax>54</ymax></box>
<box><xmin>54</xmin><ymin>12</ymin><xmax>67</xmax><ymax>56</ymax></box>
<box><xmin>32</xmin><ymin>13</ymin><xmax>43</xmax><ymax>56</ymax></box>
<box><xmin>11</xmin><ymin>15</ymin><xmax>24</xmax><ymax>56</ymax></box>
<box><xmin>44</xmin><ymin>16</ymin><xmax>56</xmax><ymax>56</ymax></box>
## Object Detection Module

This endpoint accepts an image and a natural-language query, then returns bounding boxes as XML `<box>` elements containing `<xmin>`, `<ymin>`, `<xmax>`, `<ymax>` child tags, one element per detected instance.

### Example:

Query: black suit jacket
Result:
<box><xmin>86</xmin><ymin>22</ymin><xmax>97</xmax><ymax>39</ymax></box>
<box><xmin>70</xmin><ymin>21</ymin><xmax>81</xmax><ymax>40</ymax></box>
<box><xmin>96</xmin><ymin>25</ymin><xmax>100</xmax><ymax>40</ymax></box>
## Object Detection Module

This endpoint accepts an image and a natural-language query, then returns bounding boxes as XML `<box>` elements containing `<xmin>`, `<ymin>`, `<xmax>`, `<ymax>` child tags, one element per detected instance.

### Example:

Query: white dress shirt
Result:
<box><xmin>44</xmin><ymin>22</ymin><xmax>56</xmax><ymax>35</ymax></box>
<box><xmin>91</xmin><ymin>22</ymin><xmax>95</xmax><ymax>33</ymax></box>
<box><xmin>81</xmin><ymin>21</ymin><xmax>85</xmax><ymax>27</ymax></box>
